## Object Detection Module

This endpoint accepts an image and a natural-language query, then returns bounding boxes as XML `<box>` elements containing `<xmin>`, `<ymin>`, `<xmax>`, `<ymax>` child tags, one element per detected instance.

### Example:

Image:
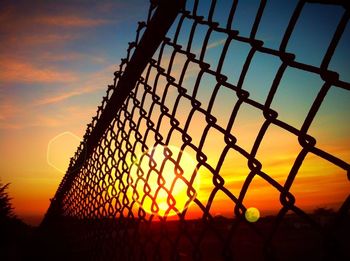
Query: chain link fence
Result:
<box><xmin>41</xmin><ymin>0</ymin><xmax>350</xmax><ymax>260</ymax></box>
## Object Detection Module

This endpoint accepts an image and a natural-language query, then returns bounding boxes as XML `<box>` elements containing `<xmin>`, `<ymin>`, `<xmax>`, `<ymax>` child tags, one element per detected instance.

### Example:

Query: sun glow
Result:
<box><xmin>128</xmin><ymin>145</ymin><xmax>200</xmax><ymax>217</ymax></box>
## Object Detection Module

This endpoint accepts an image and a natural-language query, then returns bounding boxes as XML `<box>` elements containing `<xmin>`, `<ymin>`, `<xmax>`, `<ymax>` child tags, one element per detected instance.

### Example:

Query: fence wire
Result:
<box><xmin>41</xmin><ymin>0</ymin><xmax>350</xmax><ymax>260</ymax></box>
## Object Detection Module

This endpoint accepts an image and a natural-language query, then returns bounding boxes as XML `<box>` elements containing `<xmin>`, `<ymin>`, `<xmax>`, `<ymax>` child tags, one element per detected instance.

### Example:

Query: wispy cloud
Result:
<box><xmin>32</xmin><ymin>115</ymin><xmax>63</xmax><ymax>128</ymax></box>
<box><xmin>36</xmin><ymin>90</ymin><xmax>83</xmax><ymax>106</ymax></box>
<box><xmin>35</xmin><ymin>15</ymin><xmax>113</xmax><ymax>27</ymax></box>
<box><xmin>0</xmin><ymin>96</ymin><xmax>97</xmax><ymax>130</ymax></box>
<box><xmin>0</xmin><ymin>59</ymin><xmax>77</xmax><ymax>84</ymax></box>
<box><xmin>19</xmin><ymin>33</ymin><xmax>77</xmax><ymax>46</ymax></box>
<box><xmin>0</xmin><ymin>6</ymin><xmax>115</xmax><ymax>32</ymax></box>
<box><xmin>206</xmin><ymin>39</ymin><xmax>226</xmax><ymax>50</ymax></box>
<box><xmin>39</xmin><ymin>52</ymin><xmax>107</xmax><ymax>64</ymax></box>
<box><xmin>0</xmin><ymin>100</ymin><xmax>21</xmax><ymax>129</ymax></box>
<box><xmin>0</xmin><ymin>122</ymin><xmax>21</xmax><ymax>130</ymax></box>
<box><xmin>0</xmin><ymin>101</ymin><xmax>18</xmax><ymax>121</ymax></box>
<box><xmin>35</xmin><ymin>86</ymin><xmax>101</xmax><ymax>106</ymax></box>
<box><xmin>35</xmin><ymin>64</ymin><xmax>115</xmax><ymax>106</ymax></box>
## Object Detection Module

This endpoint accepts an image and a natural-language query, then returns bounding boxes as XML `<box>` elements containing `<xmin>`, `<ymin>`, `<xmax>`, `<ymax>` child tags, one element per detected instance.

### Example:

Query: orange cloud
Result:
<box><xmin>35</xmin><ymin>15</ymin><xmax>113</xmax><ymax>27</ymax></box>
<box><xmin>0</xmin><ymin>59</ymin><xmax>77</xmax><ymax>83</ymax></box>
<box><xmin>0</xmin><ymin>101</ymin><xmax>18</xmax><ymax>121</ymax></box>
<box><xmin>0</xmin><ymin>99</ymin><xmax>21</xmax><ymax>129</ymax></box>
<box><xmin>39</xmin><ymin>52</ymin><xmax>107</xmax><ymax>64</ymax></box>
<box><xmin>0</xmin><ymin>122</ymin><xmax>21</xmax><ymax>130</ymax></box>
<box><xmin>32</xmin><ymin>115</ymin><xmax>63</xmax><ymax>128</ymax></box>
<box><xmin>21</xmin><ymin>33</ymin><xmax>77</xmax><ymax>46</ymax></box>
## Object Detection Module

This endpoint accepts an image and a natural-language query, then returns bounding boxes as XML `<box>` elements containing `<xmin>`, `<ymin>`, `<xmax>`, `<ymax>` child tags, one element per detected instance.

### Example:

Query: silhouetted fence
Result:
<box><xmin>41</xmin><ymin>0</ymin><xmax>350</xmax><ymax>260</ymax></box>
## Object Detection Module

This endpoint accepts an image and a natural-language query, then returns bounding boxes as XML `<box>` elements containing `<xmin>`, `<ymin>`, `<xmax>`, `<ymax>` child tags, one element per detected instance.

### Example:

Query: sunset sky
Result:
<box><xmin>1</xmin><ymin>0</ymin><xmax>349</xmax><ymax>226</ymax></box>
<box><xmin>0</xmin><ymin>0</ymin><xmax>149</xmax><ymax>225</ymax></box>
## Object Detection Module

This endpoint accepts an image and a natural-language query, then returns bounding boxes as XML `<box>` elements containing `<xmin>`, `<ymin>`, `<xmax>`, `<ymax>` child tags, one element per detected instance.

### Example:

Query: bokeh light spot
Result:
<box><xmin>245</xmin><ymin>207</ymin><xmax>260</xmax><ymax>223</ymax></box>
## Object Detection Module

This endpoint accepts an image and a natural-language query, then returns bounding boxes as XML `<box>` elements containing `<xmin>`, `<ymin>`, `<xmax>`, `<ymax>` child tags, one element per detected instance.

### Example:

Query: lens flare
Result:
<box><xmin>47</xmin><ymin>131</ymin><xmax>81</xmax><ymax>174</ymax></box>
<box><xmin>128</xmin><ymin>144</ymin><xmax>200</xmax><ymax>217</ymax></box>
<box><xmin>245</xmin><ymin>207</ymin><xmax>260</xmax><ymax>223</ymax></box>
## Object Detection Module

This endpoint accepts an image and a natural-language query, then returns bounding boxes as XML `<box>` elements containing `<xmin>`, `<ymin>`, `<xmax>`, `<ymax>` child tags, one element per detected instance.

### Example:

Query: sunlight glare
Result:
<box><xmin>128</xmin><ymin>144</ymin><xmax>200</xmax><ymax>217</ymax></box>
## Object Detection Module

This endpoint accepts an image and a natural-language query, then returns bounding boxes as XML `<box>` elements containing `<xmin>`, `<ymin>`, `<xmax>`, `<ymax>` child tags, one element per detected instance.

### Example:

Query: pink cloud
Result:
<box><xmin>35</xmin><ymin>15</ymin><xmax>113</xmax><ymax>27</ymax></box>
<box><xmin>21</xmin><ymin>33</ymin><xmax>77</xmax><ymax>45</ymax></box>
<box><xmin>0</xmin><ymin>122</ymin><xmax>21</xmax><ymax>130</ymax></box>
<box><xmin>0</xmin><ymin>60</ymin><xmax>115</xmax><ymax>130</ymax></box>
<box><xmin>0</xmin><ymin>59</ymin><xmax>77</xmax><ymax>84</ymax></box>
<box><xmin>39</xmin><ymin>52</ymin><xmax>107</xmax><ymax>64</ymax></box>
<box><xmin>35</xmin><ymin>64</ymin><xmax>115</xmax><ymax>106</ymax></box>
<box><xmin>0</xmin><ymin>100</ymin><xmax>21</xmax><ymax>129</ymax></box>
<box><xmin>31</xmin><ymin>115</ymin><xmax>63</xmax><ymax>128</ymax></box>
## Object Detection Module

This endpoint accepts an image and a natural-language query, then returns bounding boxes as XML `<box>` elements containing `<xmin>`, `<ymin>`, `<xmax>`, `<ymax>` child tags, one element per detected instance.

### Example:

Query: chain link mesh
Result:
<box><xmin>42</xmin><ymin>0</ymin><xmax>350</xmax><ymax>260</ymax></box>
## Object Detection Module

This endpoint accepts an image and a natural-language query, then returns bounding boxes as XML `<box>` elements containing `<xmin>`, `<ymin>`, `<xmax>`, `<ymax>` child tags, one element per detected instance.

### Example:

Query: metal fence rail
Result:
<box><xmin>42</xmin><ymin>0</ymin><xmax>350</xmax><ymax>260</ymax></box>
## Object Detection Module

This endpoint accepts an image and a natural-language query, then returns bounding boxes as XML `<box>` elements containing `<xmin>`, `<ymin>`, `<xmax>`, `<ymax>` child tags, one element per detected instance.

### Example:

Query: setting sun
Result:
<box><xmin>127</xmin><ymin>145</ymin><xmax>200</xmax><ymax>217</ymax></box>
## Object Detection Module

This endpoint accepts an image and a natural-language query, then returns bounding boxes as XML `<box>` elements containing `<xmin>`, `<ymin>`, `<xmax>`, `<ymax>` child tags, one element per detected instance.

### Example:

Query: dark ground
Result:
<box><xmin>1</xmin><ymin>212</ymin><xmax>349</xmax><ymax>261</ymax></box>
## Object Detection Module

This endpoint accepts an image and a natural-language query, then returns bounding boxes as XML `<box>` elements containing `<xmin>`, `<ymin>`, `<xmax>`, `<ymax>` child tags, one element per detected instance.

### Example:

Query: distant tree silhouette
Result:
<box><xmin>0</xmin><ymin>180</ymin><xmax>15</xmax><ymax>221</ymax></box>
<box><xmin>0</xmin><ymin>180</ymin><xmax>34</xmax><ymax>260</ymax></box>
<box><xmin>313</xmin><ymin>207</ymin><xmax>335</xmax><ymax>216</ymax></box>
